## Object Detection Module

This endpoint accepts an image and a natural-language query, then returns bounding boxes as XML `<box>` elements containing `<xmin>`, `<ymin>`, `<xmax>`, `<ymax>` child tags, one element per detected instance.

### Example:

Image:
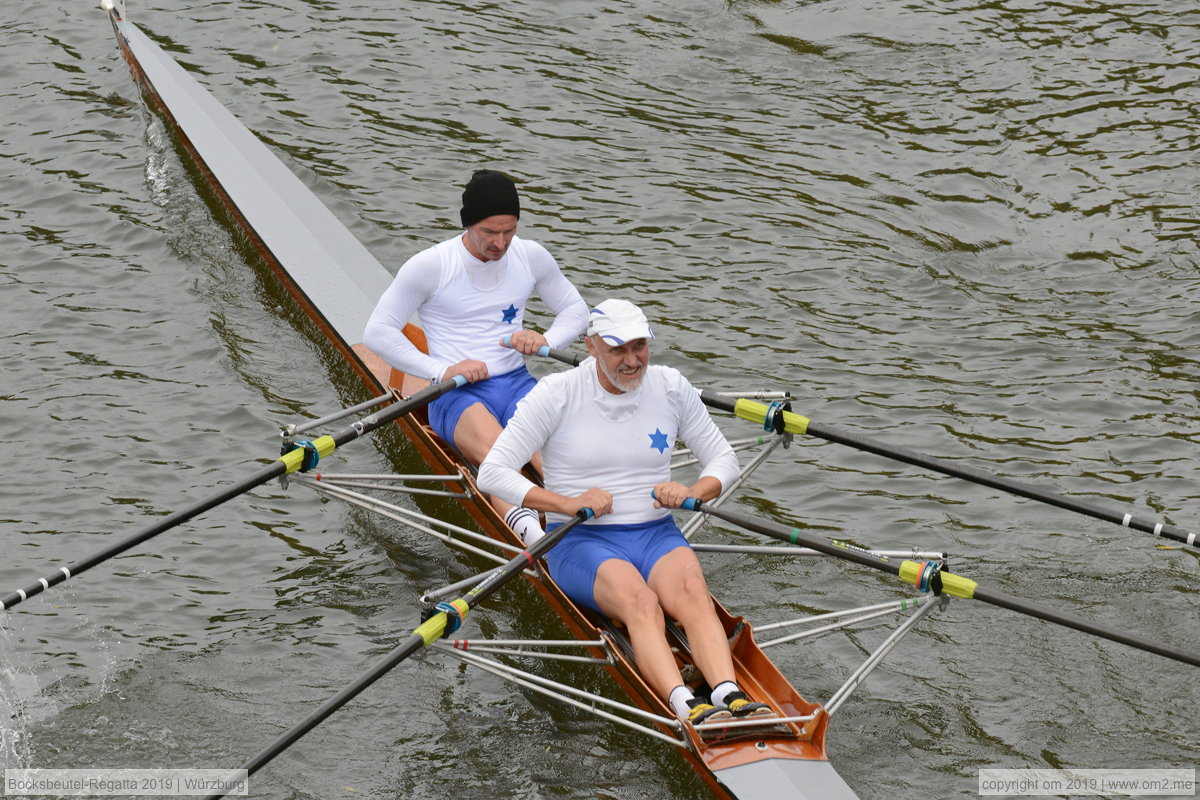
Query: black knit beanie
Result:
<box><xmin>460</xmin><ymin>170</ymin><xmax>521</xmax><ymax>227</ymax></box>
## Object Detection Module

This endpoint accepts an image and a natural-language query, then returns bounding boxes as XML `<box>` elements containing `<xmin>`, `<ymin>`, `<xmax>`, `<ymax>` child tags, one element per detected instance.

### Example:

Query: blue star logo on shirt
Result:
<box><xmin>501</xmin><ymin>304</ymin><xmax>519</xmax><ymax>323</ymax></box>
<box><xmin>648</xmin><ymin>428</ymin><xmax>670</xmax><ymax>453</ymax></box>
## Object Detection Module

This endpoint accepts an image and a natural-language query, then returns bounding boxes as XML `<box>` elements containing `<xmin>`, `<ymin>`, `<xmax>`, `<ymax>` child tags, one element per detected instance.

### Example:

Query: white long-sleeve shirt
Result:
<box><xmin>362</xmin><ymin>234</ymin><xmax>588</xmax><ymax>381</ymax></box>
<box><xmin>478</xmin><ymin>360</ymin><xmax>740</xmax><ymax>526</ymax></box>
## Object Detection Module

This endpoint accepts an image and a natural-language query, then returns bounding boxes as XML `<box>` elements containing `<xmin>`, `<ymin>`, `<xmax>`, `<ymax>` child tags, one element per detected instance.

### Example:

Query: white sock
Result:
<box><xmin>668</xmin><ymin>685</ymin><xmax>696</xmax><ymax>719</ymax></box>
<box><xmin>504</xmin><ymin>506</ymin><xmax>544</xmax><ymax>545</ymax></box>
<box><xmin>710</xmin><ymin>681</ymin><xmax>740</xmax><ymax>708</ymax></box>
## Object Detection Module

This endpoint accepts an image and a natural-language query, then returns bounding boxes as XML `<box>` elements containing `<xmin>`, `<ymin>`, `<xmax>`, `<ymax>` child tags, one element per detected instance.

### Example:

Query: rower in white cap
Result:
<box><xmin>479</xmin><ymin>299</ymin><xmax>776</xmax><ymax>725</ymax></box>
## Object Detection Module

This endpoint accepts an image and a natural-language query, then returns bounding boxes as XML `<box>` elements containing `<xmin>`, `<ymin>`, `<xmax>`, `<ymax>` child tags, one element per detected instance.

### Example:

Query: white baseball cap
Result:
<box><xmin>586</xmin><ymin>299</ymin><xmax>654</xmax><ymax>345</ymax></box>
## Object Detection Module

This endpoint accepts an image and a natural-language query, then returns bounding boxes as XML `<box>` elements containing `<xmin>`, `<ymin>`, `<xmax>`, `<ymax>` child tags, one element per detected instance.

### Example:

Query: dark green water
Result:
<box><xmin>1</xmin><ymin>1</ymin><xmax>1196</xmax><ymax>798</ymax></box>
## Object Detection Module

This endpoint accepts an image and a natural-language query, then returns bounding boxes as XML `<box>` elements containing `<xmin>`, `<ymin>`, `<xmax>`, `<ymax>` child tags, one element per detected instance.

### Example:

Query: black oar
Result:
<box><xmin>698</xmin><ymin>391</ymin><xmax>1198</xmax><ymax>550</ymax></box>
<box><xmin>201</xmin><ymin>508</ymin><xmax>593</xmax><ymax>800</ymax></box>
<box><xmin>679</xmin><ymin>499</ymin><xmax>1199</xmax><ymax>668</ymax></box>
<box><xmin>0</xmin><ymin>376</ymin><xmax>466</xmax><ymax>612</ymax></box>
<box><xmin>521</xmin><ymin>342</ymin><xmax>1197</xmax><ymax>550</ymax></box>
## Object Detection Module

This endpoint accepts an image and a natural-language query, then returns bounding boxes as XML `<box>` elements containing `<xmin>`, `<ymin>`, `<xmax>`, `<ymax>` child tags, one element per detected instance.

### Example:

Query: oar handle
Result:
<box><xmin>649</xmin><ymin>489</ymin><xmax>701</xmax><ymax>512</ymax></box>
<box><xmin>503</xmin><ymin>336</ymin><xmax>584</xmax><ymax>367</ymax></box>
<box><xmin>499</xmin><ymin>334</ymin><xmax>554</xmax><ymax>358</ymax></box>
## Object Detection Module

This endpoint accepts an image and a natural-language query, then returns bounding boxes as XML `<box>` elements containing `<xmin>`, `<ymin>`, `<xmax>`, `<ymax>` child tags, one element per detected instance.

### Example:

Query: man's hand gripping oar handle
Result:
<box><xmin>200</xmin><ymin>507</ymin><xmax>593</xmax><ymax>800</ymax></box>
<box><xmin>500</xmin><ymin>335</ymin><xmax>584</xmax><ymax>367</ymax></box>
<box><xmin>0</xmin><ymin>376</ymin><xmax>468</xmax><ymax>613</ymax></box>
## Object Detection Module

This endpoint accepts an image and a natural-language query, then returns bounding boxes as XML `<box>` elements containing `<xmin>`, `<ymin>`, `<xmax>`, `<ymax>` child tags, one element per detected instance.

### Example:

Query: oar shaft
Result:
<box><xmin>529</xmin><ymin>343</ymin><xmax>583</xmax><ymax>367</ymax></box>
<box><xmin>231</xmin><ymin>632</ymin><xmax>426</xmax><ymax>787</ymax></box>
<box><xmin>803</xmin><ymin>417</ymin><xmax>1195</xmax><ymax>547</ymax></box>
<box><xmin>0</xmin><ymin>461</ymin><xmax>285</xmax><ymax>611</ymax></box>
<box><xmin>202</xmin><ymin>509</ymin><xmax>592</xmax><ymax>800</ymax></box>
<box><xmin>530</xmin><ymin>344</ymin><xmax>1197</xmax><ymax>548</ymax></box>
<box><xmin>322</xmin><ymin>376</ymin><xmax>466</xmax><ymax>449</ymax></box>
<box><xmin>971</xmin><ymin>585</ymin><xmax>1200</xmax><ymax>667</ymax></box>
<box><xmin>532</xmin><ymin>340</ymin><xmax>1193</xmax><ymax>548</ymax></box>
<box><xmin>1</xmin><ymin>377</ymin><xmax>466</xmax><ymax>612</ymax></box>
<box><xmin>697</xmin><ymin>388</ymin><xmax>1196</xmax><ymax>548</ymax></box>
<box><xmin>686</xmin><ymin>501</ymin><xmax>1200</xmax><ymax>668</ymax></box>
<box><xmin>674</xmin><ymin>495</ymin><xmax>901</xmax><ymax>576</ymax></box>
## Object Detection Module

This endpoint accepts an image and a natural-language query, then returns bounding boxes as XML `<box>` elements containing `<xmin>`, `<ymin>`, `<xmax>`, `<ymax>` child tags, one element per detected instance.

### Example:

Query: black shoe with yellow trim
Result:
<box><xmin>723</xmin><ymin>691</ymin><xmax>774</xmax><ymax>718</ymax></box>
<box><xmin>686</xmin><ymin>697</ymin><xmax>733</xmax><ymax>725</ymax></box>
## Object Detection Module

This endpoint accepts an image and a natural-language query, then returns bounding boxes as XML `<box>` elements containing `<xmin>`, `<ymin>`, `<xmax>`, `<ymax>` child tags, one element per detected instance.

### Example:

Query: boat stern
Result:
<box><xmin>715</xmin><ymin>756</ymin><xmax>860</xmax><ymax>800</ymax></box>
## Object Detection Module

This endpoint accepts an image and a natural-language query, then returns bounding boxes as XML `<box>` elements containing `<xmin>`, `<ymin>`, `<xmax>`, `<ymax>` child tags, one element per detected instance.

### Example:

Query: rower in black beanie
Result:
<box><xmin>363</xmin><ymin>169</ymin><xmax>588</xmax><ymax>545</ymax></box>
<box><xmin>460</xmin><ymin>169</ymin><xmax>521</xmax><ymax>228</ymax></box>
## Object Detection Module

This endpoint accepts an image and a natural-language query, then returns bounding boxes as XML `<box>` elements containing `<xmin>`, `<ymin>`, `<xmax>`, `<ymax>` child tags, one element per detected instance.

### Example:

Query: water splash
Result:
<box><xmin>0</xmin><ymin>624</ymin><xmax>43</xmax><ymax>770</ymax></box>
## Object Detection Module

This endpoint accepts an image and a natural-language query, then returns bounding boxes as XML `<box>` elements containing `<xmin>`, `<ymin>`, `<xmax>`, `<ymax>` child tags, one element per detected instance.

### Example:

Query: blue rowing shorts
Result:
<box><xmin>545</xmin><ymin>516</ymin><xmax>692</xmax><ymax>613</ymax></box>
<box><xmin>427</xmin><ymin>364</ymin><xmax>537</xmax><ymax>447</ymax></box>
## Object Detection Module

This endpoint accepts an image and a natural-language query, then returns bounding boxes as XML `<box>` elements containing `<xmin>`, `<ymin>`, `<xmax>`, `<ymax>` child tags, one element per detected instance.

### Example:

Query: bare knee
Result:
<box><xmin>453</xmin><ymin>404</ymin><xmax>502</xmax><ymax>465</ymax></box>
<box><xmin>617</xmin><ymin>585</ymin><xmax>666</xmax><ymax>629</ymax></box>
<box><xmin>667</xmin><ymin>573</ymin><xmax>715</xmax><ymax>623</ymax></box>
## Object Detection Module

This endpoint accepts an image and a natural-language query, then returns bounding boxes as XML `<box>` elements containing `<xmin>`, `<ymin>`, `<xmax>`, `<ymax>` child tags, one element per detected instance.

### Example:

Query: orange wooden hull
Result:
<box><xmin>383</xmin><ymin>354</ymin><xmax>833</xmax><ymax>798</ymax></box>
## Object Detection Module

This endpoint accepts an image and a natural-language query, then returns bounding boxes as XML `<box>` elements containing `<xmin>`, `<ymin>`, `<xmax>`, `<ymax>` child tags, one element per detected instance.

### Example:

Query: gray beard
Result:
<box><xmin>596</xmin><ymin>355</ymin><xmax>644</xmax><ymax>393</ymax></box>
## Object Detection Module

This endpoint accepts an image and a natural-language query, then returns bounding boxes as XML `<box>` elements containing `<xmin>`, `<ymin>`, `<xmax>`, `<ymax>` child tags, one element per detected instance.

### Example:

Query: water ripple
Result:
<box><xmin>1</xmin><ymin>1</ymin><xmax>1196</xmax><ymax>797</ymax></box>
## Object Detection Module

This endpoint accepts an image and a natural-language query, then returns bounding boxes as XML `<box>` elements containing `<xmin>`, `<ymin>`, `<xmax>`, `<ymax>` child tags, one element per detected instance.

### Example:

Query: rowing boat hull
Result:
<box><xmin>105</xmin><ymin>9</ymin><xmax>857</xmax><ymax>798</ymax></box>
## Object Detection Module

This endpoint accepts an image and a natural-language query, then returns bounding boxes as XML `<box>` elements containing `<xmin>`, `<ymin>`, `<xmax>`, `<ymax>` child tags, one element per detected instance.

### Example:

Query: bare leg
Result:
<box><xmin>452</xmin><ymin>402</ymin><xmax>519</xmax><ymax>515</ymax></box>
<box><xmin>453</xmin><ymin>405</ymin><xmax>543</xmax><ymax>471</ymax></box>
<box><xmin>592</xmin><ymin>559</ymin><xmax>686</xmax><ymax>700</ymax></box>
<box><xmin>647</xmin><ymin>547</ymin><xmax>736</xmax><ymax>690</ymax></box>
<box><xmin>451</xmin><ymin>402</ymin><xmax>504</xmax><ymax>464</ymax></box>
